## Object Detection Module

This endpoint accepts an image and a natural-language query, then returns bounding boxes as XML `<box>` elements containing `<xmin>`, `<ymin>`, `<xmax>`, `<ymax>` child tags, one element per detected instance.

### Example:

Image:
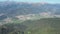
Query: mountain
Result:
<box><xmin>0</xmin><ymin>1</ymin><xmax>60</xmax><ymax>34</ymax></box>
<box><xmin>0</xmin><ymin>2</ymin><xmax>60</xmax><ymax>17</ymax></box>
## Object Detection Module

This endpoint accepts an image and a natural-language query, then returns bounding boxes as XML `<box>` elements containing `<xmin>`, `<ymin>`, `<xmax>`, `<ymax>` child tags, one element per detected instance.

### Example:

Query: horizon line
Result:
<box><xmin>0</xmin><ymin>1</ymin><xmax>60</xmax><ymax>4</ymax></box>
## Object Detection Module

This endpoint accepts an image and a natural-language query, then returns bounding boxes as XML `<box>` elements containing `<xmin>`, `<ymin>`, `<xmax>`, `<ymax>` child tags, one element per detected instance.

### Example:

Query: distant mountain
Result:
<box><xmin>0</xmin><ymin>14</ymin><xmax>7</xmax><ymax>20</ymax></box>
<box><xmin>0</xmin><ymin>2</ymin><xmax>60</xmax><ymax>17</ymax></box>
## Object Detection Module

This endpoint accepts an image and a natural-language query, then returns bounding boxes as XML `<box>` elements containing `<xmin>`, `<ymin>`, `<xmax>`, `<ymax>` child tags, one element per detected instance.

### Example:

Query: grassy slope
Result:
<box><xmin>21</xmin><ymin>18</ymin><xmax>60</xmax><ymax>34</ymax></box>
<box><xmin>0</xmin><ymin>18</ymin><xmax>60</xmax><ymax>34</ymax></box>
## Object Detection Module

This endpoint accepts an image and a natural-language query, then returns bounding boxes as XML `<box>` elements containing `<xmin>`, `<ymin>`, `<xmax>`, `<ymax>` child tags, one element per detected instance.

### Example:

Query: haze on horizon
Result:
<box><xmin>0</xmin><ymin>0</ymin><xmax>60</xmax><ymax>4</ymax></box>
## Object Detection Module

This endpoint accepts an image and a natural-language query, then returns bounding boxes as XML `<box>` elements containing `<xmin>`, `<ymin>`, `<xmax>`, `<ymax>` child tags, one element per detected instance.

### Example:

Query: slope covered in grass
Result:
<box><xmin>22</xmin><ymin>18</ymin><xmax>60</xmax><ymax>34</ymax></box>
<box><xmin>0</xmin><ymin>18</ymin><xmax>60</xmax><ymax>34</ymax></box>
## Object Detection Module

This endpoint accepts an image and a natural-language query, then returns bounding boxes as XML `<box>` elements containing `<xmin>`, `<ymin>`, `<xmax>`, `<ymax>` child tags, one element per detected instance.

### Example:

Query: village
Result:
<box><xmin>15</xmin><ymin>12</ymin><xmax>57</xmax><ymax>20</ymax></box>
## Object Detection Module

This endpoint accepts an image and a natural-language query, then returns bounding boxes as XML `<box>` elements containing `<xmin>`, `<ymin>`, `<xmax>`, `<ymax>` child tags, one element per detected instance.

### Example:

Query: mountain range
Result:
<box><xmin>0</xmin><ymin>1</ymin><xmax>60</xmax><ymax>17</ymax></box>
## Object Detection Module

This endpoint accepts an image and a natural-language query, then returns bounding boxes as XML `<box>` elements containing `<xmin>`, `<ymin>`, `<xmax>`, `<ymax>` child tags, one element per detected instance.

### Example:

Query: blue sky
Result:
<box><xmin>0</xmin><ymin>0</ymin><xmax>60</xmax><ymax>4</ymax></box>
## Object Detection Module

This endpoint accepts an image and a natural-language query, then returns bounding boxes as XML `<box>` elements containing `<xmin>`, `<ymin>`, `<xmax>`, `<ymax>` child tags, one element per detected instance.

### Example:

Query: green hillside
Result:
<box><xmin>0</xmin><ymin>18</ymin><xmax>60</xmax><ymax>34</ymax></box>
<box><xmin>22</xmin><ymin>18</ymin><xmax>60</xmax><ymax>34</ymax></box>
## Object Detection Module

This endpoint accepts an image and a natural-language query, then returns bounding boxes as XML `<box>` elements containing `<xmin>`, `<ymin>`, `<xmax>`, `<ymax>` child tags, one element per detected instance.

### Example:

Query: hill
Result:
<box><xmin>22</xmin><ymin>18</ymin><xmax>60</xmax><ymax>34</ymax></box>
<box><xmin>0</xmin><ymin>18</ymin><xmax>60</xmax><ymax>34</ymax></box>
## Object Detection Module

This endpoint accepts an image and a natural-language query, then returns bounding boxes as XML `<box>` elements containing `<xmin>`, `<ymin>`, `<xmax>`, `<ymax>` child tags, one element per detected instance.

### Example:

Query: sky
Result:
<box><xmin>0</xmin><ymin>0</ymin><xmax>60</xmax><ymax>4</ymax></box>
